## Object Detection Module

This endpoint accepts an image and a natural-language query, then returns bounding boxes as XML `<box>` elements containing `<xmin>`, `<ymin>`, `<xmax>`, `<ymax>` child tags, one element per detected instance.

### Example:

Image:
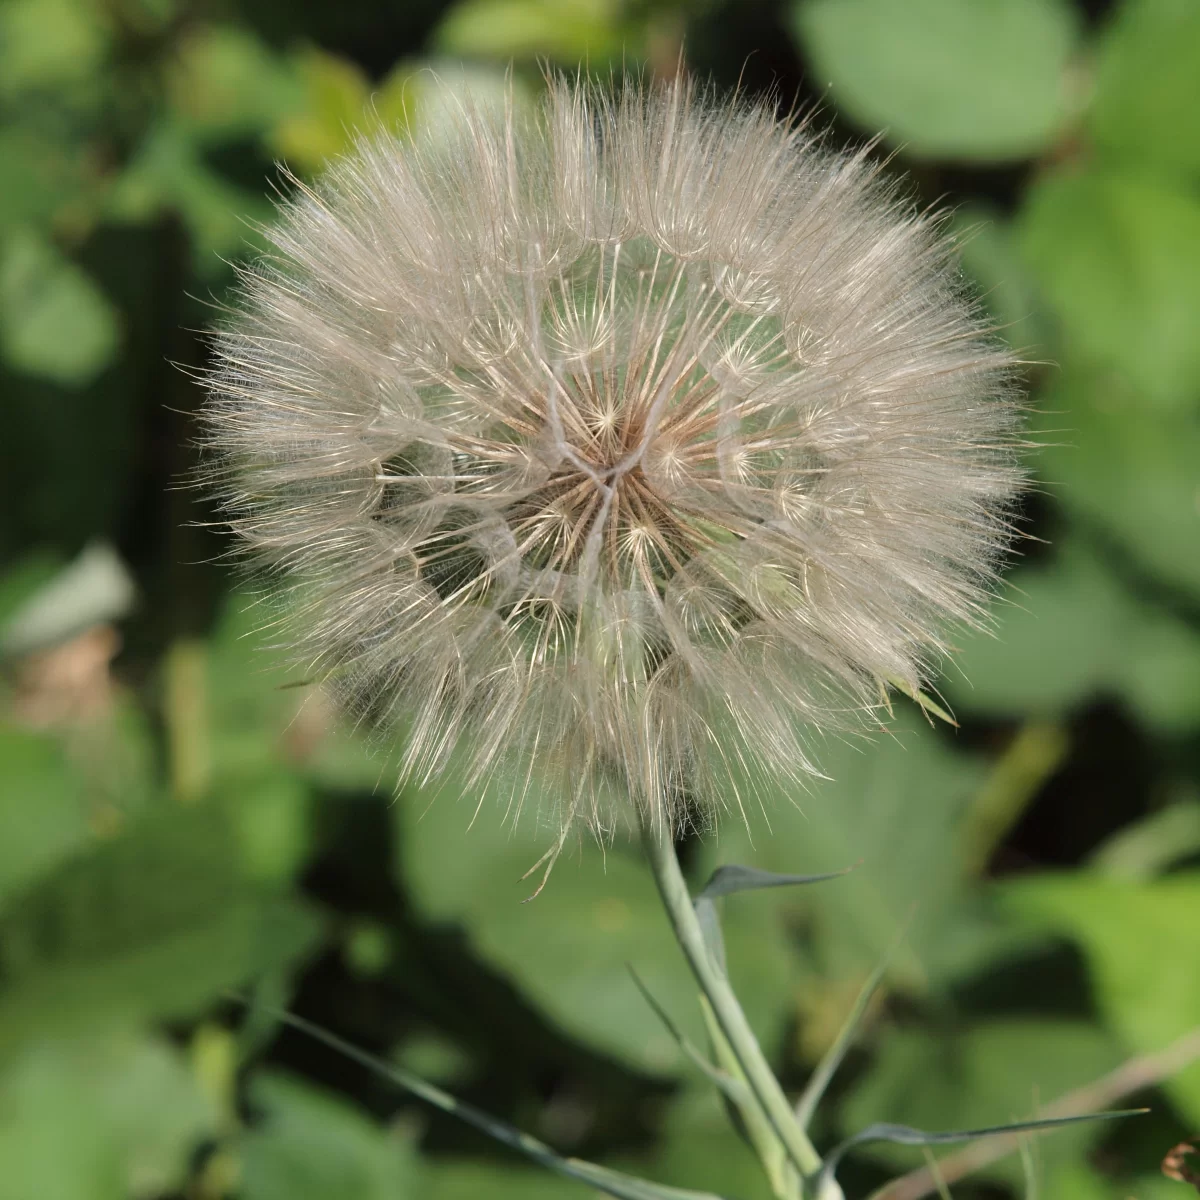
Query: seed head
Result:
<box><xmin>202</xmin><ymin>76</ymin><xmax>1022</xmax><ymax>836</ymax></box>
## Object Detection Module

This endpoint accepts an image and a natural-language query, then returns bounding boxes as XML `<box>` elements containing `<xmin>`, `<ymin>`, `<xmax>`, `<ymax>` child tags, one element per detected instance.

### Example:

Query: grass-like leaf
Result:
<box><xmin>691</xmin><ymin>868</ymin><xmax>849</xmax><ymax>979</ymax></box>
<box><xmin>260</xmin><ymin>1004</ymin><xmax>738</xmax><ymax>1200</ymax></box>
<box><xmin>884</xmin><ymin>675</ymin><xmax>958</xmax><ymax>727</ymax></box>
<box><xmin>692</xmin><ymin>864</ymin><xmax>852</xmax><ymax>983</ymax></box>
<box><xmin>793</xmin><ymin>932</ymin><xmax>898</xmax><ymax>1131</ymax></box>
<box><xmin>696</xmin><ymin>864</ymin><xmax>854</xmax><ymax>902</ymax></box>
<box><xmin>627</xmin><ymin>965</ymin><xmax>752</xmax><ymax>1106</ymax></box>
<box><xmin>816</xmin><ymin>1111</ymin><xmax>1145</xmax><ymax>1194</ymax></box>
<box><xmin>922</xmin><ymin>1147</ymin><xmax>953</xmax><ymax>1200</ymax></box>
<box><xmin>630</xmin><ymin>961</ymin><xmax>805</xmax><ymax>1199</ymax></box>
<box><xmin>1018</xmin><ymin>1135</ymin><xmax>1039</xmax><ymax>1200</ymax></box>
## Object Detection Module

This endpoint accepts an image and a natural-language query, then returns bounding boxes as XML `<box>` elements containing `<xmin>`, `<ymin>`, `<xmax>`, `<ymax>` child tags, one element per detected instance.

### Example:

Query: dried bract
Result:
<box><xmin>201</xmin><ymin>77</ymin><xmax>1023</xmax><ymax>834</ymax></box>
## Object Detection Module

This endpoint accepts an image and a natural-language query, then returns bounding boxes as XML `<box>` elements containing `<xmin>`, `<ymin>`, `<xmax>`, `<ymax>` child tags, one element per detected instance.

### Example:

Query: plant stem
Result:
<box><xmin>640</xmin><ymin>818</ymin><xmax>825</xmax><ymax>1187</ymax></box>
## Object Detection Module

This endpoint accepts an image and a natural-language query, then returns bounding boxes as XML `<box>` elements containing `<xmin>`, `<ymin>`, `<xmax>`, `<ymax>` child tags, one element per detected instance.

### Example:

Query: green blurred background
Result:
<box><xmin>2</xmin><ymin>0</ymin><xmax>1199</xmax><ymax>1196</ymax></box>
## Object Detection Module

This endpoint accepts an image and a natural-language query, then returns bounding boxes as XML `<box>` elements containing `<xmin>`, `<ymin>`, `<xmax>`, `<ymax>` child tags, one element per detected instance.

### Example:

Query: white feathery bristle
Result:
<box><xmin>202</xmin><ymin>76</ymin><xmax>1024</xmax><ymax>836</ymax></box>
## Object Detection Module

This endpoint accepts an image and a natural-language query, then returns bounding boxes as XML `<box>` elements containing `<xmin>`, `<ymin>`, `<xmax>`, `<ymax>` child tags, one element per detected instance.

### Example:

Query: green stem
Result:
<box><xmin>640</xmin><ymin>818</ymin><xmax>825</xmax><ymax>1186</ymax></box>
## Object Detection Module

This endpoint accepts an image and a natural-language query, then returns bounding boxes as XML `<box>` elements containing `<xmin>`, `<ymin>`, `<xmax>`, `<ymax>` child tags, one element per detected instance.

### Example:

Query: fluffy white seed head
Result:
<box><xmin>202</xmin><ymin>76</ymin><xmax>1023</xmax><ymax>836</ymax></box>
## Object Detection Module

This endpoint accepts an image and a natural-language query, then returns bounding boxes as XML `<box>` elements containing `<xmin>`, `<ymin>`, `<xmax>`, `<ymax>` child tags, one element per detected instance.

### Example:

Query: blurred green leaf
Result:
<box><xmin>1042</xmin><ymin>1163</ymin><xmax>1109</xmax><ymax>1200</ymax></box>
<box><xmin>434</xmin><ymin>0</ymin><xmax>627</xmax><ymax>62</ymax></box>
<box><xmin>395</xmin><ymin>1030</ymin><xmax>472</xmax><ymax>1082</ymax></box>
<box><xmin>841</xmin><ymin>1020</ymin><xmax>1123</xmax><ymax>1185</ymax></box>
<box><xmin>1130</xmin><ymin>1177</ymin><xmax>1198</xmax><ymax>1200</ymax></box>
<box><xmin>0</xmin><ymin>1031</ymin><xmax>217</xmax><ymax>1200</ymax></box>
<box><xmin>167</xmin><ymin>25</ymin><xmax>304</xmax><ymax>142</ymax></box>
<box><xmin>1019</xmin><ymin>168</ymin><xmax>1200</xmax><ymax>409</ymax></box>
<box><xmin>617</xmin><ymin>1087</ymin><xmax>774</xmax><ymax>1200</ymax></box>
<box><xmin>794</xmin><ymin>941</ymin><xmax>896</xmax><ymax>1131</ymax></box>
<box><xmin>206</xmin><ymin>595</ymin><xmax>298</xmax><ymax>778</ymax></box>
<box><xmin>1089</xmin><ymin>0</ymin><xmax>1200</xmax><ymax>182</ymax></box>
<box><xmin>1046</xmin><ymin>1163</ymin><xmax>1185</xmax><ymax>1200</ymax></box>
<box><xmin>0</xmin><ymin>0</ymin><xmax>110</xmax><ymax>96</ymax></box>
<box><xmin>269</xmin><ymin>49</ymin><xmax>417</xmax><ymax>173</ymax></box>
<box><xmin>0</xmin><ymin>727</ymin><xmax>93</xmax><ymax>908</ymax></box>
<box><xmin>0</xmin><ymin>229</ymin><xmax>121</xmax><ymax>385</ymax></box>
<box><xmin>954</xmin><ymin>721</ymin><xmax>1070</xmax><ymax>880</ymax></box>
<box><xmin>426</xmin><ymin>1162</ymin><xmax>587</xmax><ymax>1199</ymax></box>
<box><xmin>1004</xmin><ymin>874</ymin><xmax>1200</xmax><ymax>1123</ymax></box>
<box><xmin>271</xmin><ymin>48</ymin><xmax>370</xmax><ymax>167</ymax></box>
<box><xmin>395</xmin><ymin>782</ymin><xmax>793</xmax><ymax>1072</ymax></box>
<box><xmin>241</xmin><ymin>1072</ymin><xmax>421</xmax><ymax>1200</ymax></box>
<box><xmin>951</xmin><ymin>205</ymin><xmax>1048</xmax><ymax>354</ymax></box>
<box><xmin>205</xmin><ymin>592</ymin><xmax>385</xmax><ymax>791</ymax></box>
<box><xmin>0</xmin><ymin>804</ymin><xmax>322</xmax><ymax>1055</ymax></box>
<box><xmin>792</xmin><ymin>0</ymin><xmax>1080</xmax><ymax>161</ymax></box>
<box><xmin>227</xmin><ymin>769</ymin><xmax>312</xmax><ymax>884</ymax></box>
<box><xmin>0</xmin><ymin>127</ymin><xmax>90</xmax><ymax>228</ymax></box>
<box><xmin>944</xmin><ymin>541</ymin><xmax>1200</xmax><ymax>731</ymax></box>
<box><xmin>703</xmin><ymin>709</ymin><xmax>995</xmax><ymax>993</ymax></box>
<box><xmin>1089</xmin><ymin>797</ymin><xmax>1200</xmax><ymax>881</ymax></box>
<box><xmin>0</xmin><ymin>552</ymin><xmax>62</xmax><ymax>634</ymax></box>
<box><xmin>1029</xmin><ymin>373</ymin><xmax>1200</xmax><ymax>595</ymax></box>
<box><xmin>107</xmin><ymin>122</ymin><xmax>270</xmax><ymax>268</ymax></box>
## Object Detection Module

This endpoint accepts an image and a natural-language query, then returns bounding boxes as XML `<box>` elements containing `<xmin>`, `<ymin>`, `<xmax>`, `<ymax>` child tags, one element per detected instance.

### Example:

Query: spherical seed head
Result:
<box><xmin>202</xmin><ymin>76</ymin><xmax>1023</xmax><ymax>836</ymax></box>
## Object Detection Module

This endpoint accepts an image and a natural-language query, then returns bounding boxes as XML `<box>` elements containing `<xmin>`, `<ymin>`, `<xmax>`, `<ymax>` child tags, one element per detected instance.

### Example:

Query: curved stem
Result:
<box><xmin>640</xmin><ymin>818</ymin><xmax>825</xmax><ymax>1186</ymax></box>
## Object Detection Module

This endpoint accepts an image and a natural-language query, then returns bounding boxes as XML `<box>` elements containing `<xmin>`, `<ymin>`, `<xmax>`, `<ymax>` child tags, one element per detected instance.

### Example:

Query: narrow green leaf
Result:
<box><xmin>885</xmin><ymin>677</ymin><xmax>958</xmax><ymax>728</ymax></box>
<box><xmin>691</xmin><ymin>864</ymin><xmax>848</xmax><ymax>988</ymax></box>
<box><xmin>793</xmin><ymin>934</ymin><xmax>898</xmax><ymax>1131</ymax></box>
<box><xmin>922</xmin><ymin>1147</ymin><xmax>953</xmax><ymax>1200</ymax></box>
<box><xmin>566</xmin><ymin>1161</ymin><xmax>740</xmax><ymax>1200</ymax></box>
<box><xmin>818</xmin><ymin>1112</ymin><xmax>1143</xmax><ymax>1192</ymax></box>
<box><xmin>627</xmin><ymin>967</ymin><xmax>750</xmax><ymax>1105</ymax></box>
<box><xmin>696</xmin><ymin>864</ymin><xmax>852</xmax><ymax>902</ymax></box>
<box><xmin>262</xmin><ymin>1007</ymin><xmax>737</xmax><ymax>1200</ymax></box>
<box><xmin>844</xmin><ymin>1019</ymin><xmax>1125</xmax><ymax>1187</ymax></box>
<box><xmin>1018</xmin><ymin>1135</ymin><xmax>1040</xmax><ymax>1200</ymax></box>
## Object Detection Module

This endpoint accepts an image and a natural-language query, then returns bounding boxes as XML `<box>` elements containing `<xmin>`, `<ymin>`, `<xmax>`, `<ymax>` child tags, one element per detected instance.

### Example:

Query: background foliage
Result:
<box><xmin>2</xmin><ymin>0</ymin><xmax>1199</xmax><ymax>1197</ymax></box>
